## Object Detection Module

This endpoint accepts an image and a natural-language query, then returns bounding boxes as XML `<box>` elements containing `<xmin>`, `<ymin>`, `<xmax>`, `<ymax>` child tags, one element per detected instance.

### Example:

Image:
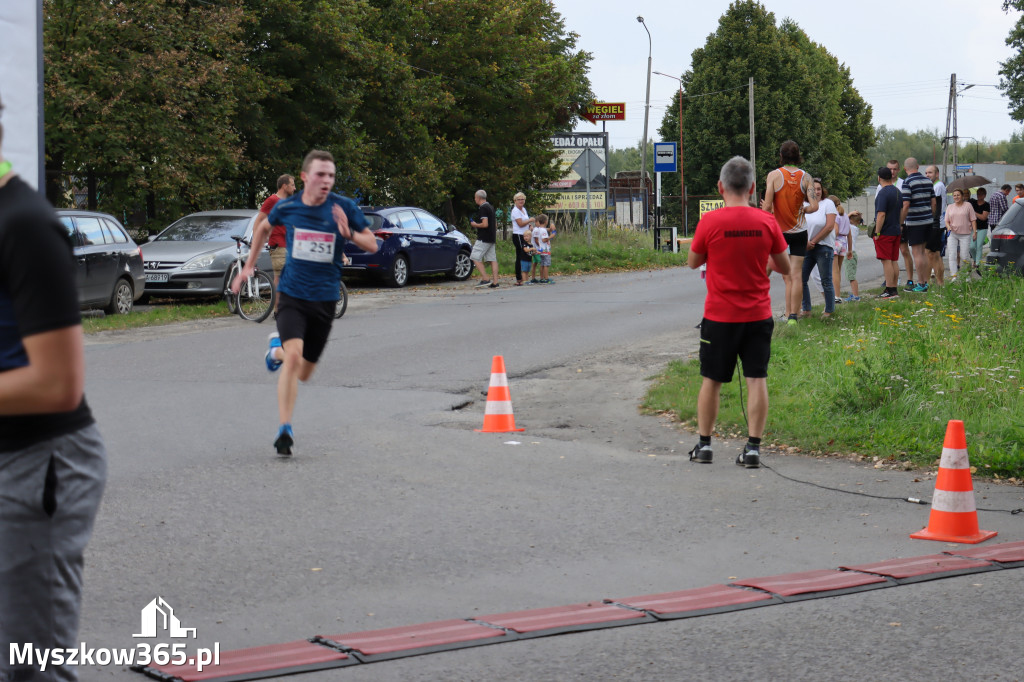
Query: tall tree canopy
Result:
<box><xmin>656</xmin><ymin>0</ymin><xmax>874</xmax><ymax>224</ymax></box>
<box><xmin>1000</xmin><ymin>0</ymin><xmax>1024</xmax><ymax>122</ymax></box>
<box><xmin>43</xmin><ymin>0</ymin><xmax>592</xmax><ymax>227</ymax></box>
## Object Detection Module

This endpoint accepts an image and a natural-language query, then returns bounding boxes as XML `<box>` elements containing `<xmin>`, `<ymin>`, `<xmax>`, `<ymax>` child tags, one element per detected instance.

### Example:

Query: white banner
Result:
<box><xmin>0</xmin><ymin>2</ymin><xmax>44</xmax><ymax>190</ymax></box>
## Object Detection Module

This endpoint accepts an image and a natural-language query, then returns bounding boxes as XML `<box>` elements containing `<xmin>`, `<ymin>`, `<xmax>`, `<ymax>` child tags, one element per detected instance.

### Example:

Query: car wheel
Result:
<box><xmin>105</xmin><ymin>278</ymin><xmax>134</xmax><ymax>315</ymax></box>
<box><xmin>386</xmin><ymin>254</ymin><xmax>409</xmax><ymax>287</ymax></box>
<box><xmin>451</xmin><ymin>249</ymin><xmax>473</xmax><ymax>281</ymax></box>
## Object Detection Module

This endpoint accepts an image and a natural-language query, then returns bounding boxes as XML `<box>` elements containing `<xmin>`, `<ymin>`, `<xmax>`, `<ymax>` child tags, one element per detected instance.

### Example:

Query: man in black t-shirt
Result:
<box><xmin>469</xmin><ymin>189</ymin><xmax>499</xmax><ymax>288</ymax></box>
<box><xmin>0</xmin><ymin>94</ymin><xmax>106</xmax><ymax>682</ymax></box>
<box><xmin>968</xmin><ymin>187</ymin><xmax>990</xmax><ymax>268</ymax></box>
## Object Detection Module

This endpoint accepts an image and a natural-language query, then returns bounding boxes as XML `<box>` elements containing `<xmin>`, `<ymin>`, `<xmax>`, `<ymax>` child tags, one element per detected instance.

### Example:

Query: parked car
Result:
<box><xmin>344</xmin><ymin>206</ymin><xmax>473</xmax><ymax>287</ymax></box>
<box><xmin>140</xmin><ymin>210</ymin><xmax>271</xmax><ymax>298</ymax></box>
<box><xmin>57</xmin><ymin>210</ymin><xmax>146</xmax><ymax>315</ymax></box>
<box><xmin>986</xmin><ymin>200</ymin><xmax>1024</xmax><ymax>274</ymax></box>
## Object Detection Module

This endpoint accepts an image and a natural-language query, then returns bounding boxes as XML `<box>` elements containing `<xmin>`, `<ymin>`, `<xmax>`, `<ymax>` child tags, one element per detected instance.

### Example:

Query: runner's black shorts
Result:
<box><xmin>905</xmin><ymin>223</ymin><xmax>929</xmax><ymax>246</ymax></box>
<box><xmin>276</xmin><ymin>291</ymin><xmax>336</xmax><ymax>364</ymax></box>
<box><xmin>699</xmin><ymin>317</ymin><xmax>775</xmax><ymax>383</ymax></box>
<box><xmin>783</xmin><ymin>230</ymin><xmax>807</xmax><ymax>258</ymax></box>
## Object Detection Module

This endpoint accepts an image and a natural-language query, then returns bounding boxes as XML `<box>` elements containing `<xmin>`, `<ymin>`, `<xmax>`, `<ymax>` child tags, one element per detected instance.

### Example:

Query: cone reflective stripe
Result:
<box><xmin>911</xmin><ymin>420</ymin><xmax>997</xmax><ymax>544</ymax></box>
<box><xmin>476</xmin><ymin>355</ymin><xmax>524</xmax><ymax>433</ymax></box>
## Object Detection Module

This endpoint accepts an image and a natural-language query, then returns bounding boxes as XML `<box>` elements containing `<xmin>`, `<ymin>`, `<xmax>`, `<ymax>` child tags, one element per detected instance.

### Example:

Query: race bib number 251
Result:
<box><xmin>293</xmin><ymin>228</ymin><xmax>335</xmax><ymax>263</ymax></box>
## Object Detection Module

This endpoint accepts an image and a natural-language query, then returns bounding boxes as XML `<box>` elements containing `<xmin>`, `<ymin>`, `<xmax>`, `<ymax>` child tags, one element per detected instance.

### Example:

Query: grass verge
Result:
<box><xmin>82</xmin><ymin>299</ymin><xmax>233</xmax><ymax>333</ymax></box>
<box><xmin>643</xmin><ymin>271</ymin><xmax>1024</xmax><ymax>480</ymax></box>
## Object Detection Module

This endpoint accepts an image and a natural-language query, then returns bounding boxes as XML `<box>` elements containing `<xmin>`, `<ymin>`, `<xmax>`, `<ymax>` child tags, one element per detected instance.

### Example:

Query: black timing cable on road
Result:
<box><xmin>731</xmin><ymin>359</ymin><xmax>1024</xmax><ymax>517</ymax></box>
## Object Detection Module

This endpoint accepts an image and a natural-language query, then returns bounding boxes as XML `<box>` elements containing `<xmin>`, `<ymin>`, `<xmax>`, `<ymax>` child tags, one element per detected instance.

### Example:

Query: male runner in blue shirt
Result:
<box><xmin>234</xmin><ymin>150</ymin><xmax>378</xmax><ymax>455</ymax></box>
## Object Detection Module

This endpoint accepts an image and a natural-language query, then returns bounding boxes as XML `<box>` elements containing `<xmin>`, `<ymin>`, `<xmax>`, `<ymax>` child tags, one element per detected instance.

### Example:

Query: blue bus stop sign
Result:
<box><xmin>654</xmin><ymin>142</ymin><xmax>677</xmax><ymax>173</ymax></box>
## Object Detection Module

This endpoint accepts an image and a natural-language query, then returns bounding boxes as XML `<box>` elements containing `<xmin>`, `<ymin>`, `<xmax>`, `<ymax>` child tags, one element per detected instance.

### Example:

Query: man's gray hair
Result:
<box><xmin>475</xmin><ymin>189</ymin><xmax>487</xmax><ymax>200</ymax></box>
<box><xmin>719</xmin><ymin>156</ymin><xmax>754</xmax><ymax>195</ymax></box>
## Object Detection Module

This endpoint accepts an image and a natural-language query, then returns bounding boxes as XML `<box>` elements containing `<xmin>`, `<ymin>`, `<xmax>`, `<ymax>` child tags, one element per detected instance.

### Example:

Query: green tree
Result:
<box><xmin>658</xmin><ymin>1</ymin><xmax>874</xmax><ymax>218</ymax></box>
<box><xmin>373</xmin><ymin>0</ymin><xmax>592</xmax><ymax>219</ymax></box>
<box><xmin>44</xmin><ymin>0</ymin><xmax>250</xmax><ymax>223</ymax></box>
<box><xmin>1000</xmin><ymin>0</ymin><xmax>1024</xmax><ymax>122</ymax></box>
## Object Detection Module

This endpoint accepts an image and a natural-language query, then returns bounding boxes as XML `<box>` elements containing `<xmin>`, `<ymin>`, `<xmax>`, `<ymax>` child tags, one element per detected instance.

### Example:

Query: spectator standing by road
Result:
<box><xmin>470</xmin><ymin>189</ymin><xmax>499</xmax><ymax>289</ymax></box>
<box><xmin>761</xmin><ymin>140</ymin><xmax>817</xmax><ymax>325</ymax></box>
<box><xmin>233</xmin><ymin>150</ymin><xmax>378</xmax><ymax>456</ymax></box>
<box><xmin>922</xmin><ymin>165</ymin><xmax>947</xmax><ymax>288</ymax></box>
<box><xmin>844</xmin><ymin>211</ymin><xmax>862</xmax><ymax>301</ymax></box>
<box><xmin>255</xmin><ymin>173</ymin><xmax>296</xmax><ymax>313</ymax></box>
<box><xmin>0</xmin><ymin>93</ymin><xmax>107</xmax><ymax>682</ymax></box>
<box><xmin>1014</xmin><ymin>183</ymin><xmax>1024</xmax><ymax>204</ymax></box>
<box><xmin>968</xmin><ymin>187</ymin><xmax>990</xmax><ymax>267</ymax></box>
<box><xmin>988</xmin><ymin>184</ymin><xmax>1010</xmax><ymax>230</ymax></box>
<box><xmin>687</xmin><ymin>156</ymin><xmax>790</xmax><ymax>469</ymax></box>
<box><xmin>899</xmin><ymin>158</ymin><xmax>935</xmax><ymax>293</ymax></box>
<box><xmin>532</xmin><ymin>214</ymin><xmax>553</xmax><ymax>283</ymax></box>
<box><xmin>873</xmin><ymin>166</ymin><xmax>903</xmax><ymax>299</ymax></box>
<box><xmin>800</xmin><ymin>179</ymin><xmax>837</xmax><ymax>319</ymax></box>
<box><xmin>876</xmin><ymin>160</ymin><xmax>912</xmax><ymax>290</ymax></box>
<box><xmin>831</xmin><ymin>196</ymin><xmax>850</xmax><ymax>303</ymax></box>
<box><xmin>509</xmin><ymin>192</ymin><xmax>535</xmax><ymax>286</ymax></box>
<box><xmin>945</xmin><ymin>189</ymin><xmax>977</xmax><ymax>276</ymax></box>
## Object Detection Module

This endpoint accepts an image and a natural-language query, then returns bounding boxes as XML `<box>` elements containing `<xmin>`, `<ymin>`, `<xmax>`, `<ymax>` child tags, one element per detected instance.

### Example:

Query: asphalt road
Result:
<box><xmin>73</xmin><ymin>241</ymin><xmax>1024</xmax><ymax>681</ymax></box>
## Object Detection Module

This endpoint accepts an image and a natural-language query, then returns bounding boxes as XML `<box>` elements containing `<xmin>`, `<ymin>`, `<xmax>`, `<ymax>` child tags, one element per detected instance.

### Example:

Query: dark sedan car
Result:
<box><xmin>57</xmin><ymin>210</ymin><xmax>146</xmax><ymax>314</ymax></box>
<box><xmin>986</xmin><ymin>200</ymin><xmax>1024</xmax><ymax>274</ymax></box>
<box><xmin>343</xmin><ymin>206</ymin><xmax>473</xmax><ymax>287</ymax></box>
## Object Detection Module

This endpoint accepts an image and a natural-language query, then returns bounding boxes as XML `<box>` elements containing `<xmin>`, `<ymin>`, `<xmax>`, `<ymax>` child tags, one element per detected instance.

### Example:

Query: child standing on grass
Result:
<box><xmin>844</xmin><ymin>211</ymin><xmax>862</xmax><ymax>300</ymax></box>
<box><xmin>532</xmin><ymin>214</ymin><xmax>553</xmax><ymax>283</ymax></box>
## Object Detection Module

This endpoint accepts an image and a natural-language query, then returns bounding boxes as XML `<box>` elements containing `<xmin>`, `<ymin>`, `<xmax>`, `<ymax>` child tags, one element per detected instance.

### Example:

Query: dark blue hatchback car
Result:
<box><xmin>344</xmin><ymin>206</ymin><xmax>473</xmax><ymax>287</ymax></box>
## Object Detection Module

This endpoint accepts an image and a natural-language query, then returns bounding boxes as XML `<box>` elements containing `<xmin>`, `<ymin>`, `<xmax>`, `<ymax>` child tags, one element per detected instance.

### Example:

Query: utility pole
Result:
<box><xmin>749</xmin><ymin>77</ymin><xmax>756</xmax><ymax>205</ymax></box>
<box><xmin>942</xmin><ymin>73</ymin><xmax>956</xmax><ymax>183</ymax></box>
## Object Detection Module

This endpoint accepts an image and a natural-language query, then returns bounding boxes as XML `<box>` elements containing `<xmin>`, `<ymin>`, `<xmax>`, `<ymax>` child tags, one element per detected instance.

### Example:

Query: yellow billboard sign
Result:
<box><xmin>544</xmin><ymin>191</ymin><xmax>607</xmax><ymax>212</ymax></box>
<box><xmin>699</xmin><ymin>199</ymin><xmax>724</xmax><ymax>217</ymax></box>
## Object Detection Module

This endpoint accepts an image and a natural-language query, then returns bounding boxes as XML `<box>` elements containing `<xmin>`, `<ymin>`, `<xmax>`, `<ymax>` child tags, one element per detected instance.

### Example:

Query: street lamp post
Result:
<box><xmin>637</xmin><ymin>16</ymin><xmax>652</xmax><ymax>231</ymax></box>
<box><xmin>652</xmin><ymin>71</ymin><xmax>686</xmax><ymax>236</ymax></box>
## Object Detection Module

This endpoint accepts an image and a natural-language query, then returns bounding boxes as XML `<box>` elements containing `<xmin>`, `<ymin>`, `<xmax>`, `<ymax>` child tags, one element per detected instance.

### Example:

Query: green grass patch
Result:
<box><xmin>82</xmin><ymin>299</ymin><xmax>233</xmax><ymax>333</ymax></box>
<box><xmin>496</xmin><ymin>223</ymin><xmax>686</xmax><ymax>275</ymax></box>
<box><xmin>644</xmin><ymin>271</ymin><xmax>1024</xmax><ymax>479</ymax></box>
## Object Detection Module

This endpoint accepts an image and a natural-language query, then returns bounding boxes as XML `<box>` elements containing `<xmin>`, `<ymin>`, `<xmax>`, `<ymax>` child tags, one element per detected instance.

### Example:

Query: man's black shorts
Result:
<box><xmin>276</xmin><ymin>291</ymin><xmax>336</xmax><ymax>364</ymax></box>
<box><xmin>783</xmin><ymin>230</ymin><xmax>807</xmax><ymax>258</ymax></box>
<box><xmin>925</xmin><ymin>223</ymin><xmax>944</xmax><ymax>252</ymax></box>
<box><xmin>905</xmin><ymin>223</ymin><xmax>929</xmax><ymax>246</ymax></box>
<box><xmin>698</xmin><ymin>317</ymin><xmax>775</xmax><ymax>383</ymax></box>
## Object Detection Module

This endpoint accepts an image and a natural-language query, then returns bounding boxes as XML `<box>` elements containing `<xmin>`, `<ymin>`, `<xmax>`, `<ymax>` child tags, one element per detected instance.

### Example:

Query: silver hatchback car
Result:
<box><xmin>140</xmin><ymin>210</ymin><xmax>272</xmax><ymax>298</ymax></box>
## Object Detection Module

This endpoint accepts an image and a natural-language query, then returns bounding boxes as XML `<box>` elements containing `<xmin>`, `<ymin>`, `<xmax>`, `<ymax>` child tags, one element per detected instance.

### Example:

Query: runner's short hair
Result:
<box><xmin>719</xmin><ymin>156</ymin><xmax>754</xmax><ymax>195</ymax></box>
<box><xmin>302</xmin><ymin>150</ymin><xmax>334</xmax><ymax>172</ymax></box>
<box><xmin>779</xmin><ymin>140</ymin><xmax>801</xmax><ymax>166</ymax></box>
<box><xmin>277</xmin><ymin>174</ymin><xmax>294</xmax><ymax>189</ymax></box>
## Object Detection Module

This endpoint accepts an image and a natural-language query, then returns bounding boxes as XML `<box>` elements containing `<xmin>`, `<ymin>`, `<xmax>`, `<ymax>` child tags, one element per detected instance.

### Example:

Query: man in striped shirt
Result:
<box><xmin>899</xmin><ymin>158</ymin><xmax>935</xmax><ymax>292</ymax></box>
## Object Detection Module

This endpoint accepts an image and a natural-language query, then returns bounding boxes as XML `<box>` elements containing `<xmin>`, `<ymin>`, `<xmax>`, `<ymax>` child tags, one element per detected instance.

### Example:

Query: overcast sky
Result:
<box><xmin>552</xmin><ymin>0</ymin><xmax>1023</xmax><ymax>152</ymax></box>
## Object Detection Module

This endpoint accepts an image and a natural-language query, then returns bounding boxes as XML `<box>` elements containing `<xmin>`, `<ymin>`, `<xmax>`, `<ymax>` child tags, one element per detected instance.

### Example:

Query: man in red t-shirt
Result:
<box><xmin>687</xmin><ymin>156</ymin><xmax>790</xmax><ymax>469</ymax></box>
<box><xmin>255</xmin><ymin>174</ymin><xmax>295</xmax><ymax>312</ymax></box>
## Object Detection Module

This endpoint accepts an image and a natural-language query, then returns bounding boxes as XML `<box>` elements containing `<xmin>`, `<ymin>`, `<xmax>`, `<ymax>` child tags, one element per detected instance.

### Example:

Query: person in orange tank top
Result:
<box><xmin>761</xmin><ymin>140</ymin><xmax>817</xmax><ymax>324</ymax></box>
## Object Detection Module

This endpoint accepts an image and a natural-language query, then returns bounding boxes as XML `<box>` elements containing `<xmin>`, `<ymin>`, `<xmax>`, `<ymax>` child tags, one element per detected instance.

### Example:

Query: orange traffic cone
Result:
<box><xmin>476</xmin><ymin>355</ymin><xmax>524</xmax><ymax>433</ymax></box>
<box><xmin>910</xmin><ymin>420</ymin><xmax>997</xmax><ymax>544</ymax></box>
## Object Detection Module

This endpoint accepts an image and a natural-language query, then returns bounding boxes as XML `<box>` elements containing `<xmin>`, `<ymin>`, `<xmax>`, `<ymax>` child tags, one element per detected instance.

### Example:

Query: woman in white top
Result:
<box><xmin>509</xmin><ymin>192</ymin><xmax>535</xmax><ymax>286</ymax></box>
<box><xmin>800</xmin><ymin>178</ymin><xmax>838</xmax><ymax>318</ymax></box>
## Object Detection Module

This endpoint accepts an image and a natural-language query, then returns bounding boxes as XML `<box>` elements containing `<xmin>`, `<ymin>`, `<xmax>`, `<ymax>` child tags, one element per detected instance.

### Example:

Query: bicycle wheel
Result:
<box><xmin>334</xmin><ymin>279</ymin><xmax>348</xmax><ymax>319</ymax></box>
<box><xmin>237</xmin><ymin>270</ymin><xmax>275</xmax><ymax>322</ymax></box>
<box><xmin>224</xmin><ymin>265</ymin><xmax>240</xmax><ymax>315</ymax></box>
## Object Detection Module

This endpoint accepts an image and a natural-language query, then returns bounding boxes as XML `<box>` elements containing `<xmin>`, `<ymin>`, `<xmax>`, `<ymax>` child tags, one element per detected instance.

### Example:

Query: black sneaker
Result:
<box><xmin>488</xmin><ymin>282</ymin><xmax>500</xmax><ymax>288</ymax></box>
<box><xmin>274</xmin><ymin>425</ymin><xmax>294</xmax><ymax>457</ymax></box>
<box><xmin>877</xmin><ymin>290</ymin><xmax>899</xmax><ymax>299</ymax></box>
<box><xmin>475</xmin><ymin>280</ymin><xmax>490</xmax><ymax>288</ymax></box>
<box><xmin>737</xmin><ymin>445</ymin><xmax>760</xmax><ymax>469</ymax></box>
<box><xmin>689</xmin><ymin>443</ymin><xmax>713</xmax><ymax>463</ymax></box>
<box><xmin>903</xmin><ymin>280</ymin><xmax>916</xmax><ymax>292</ymax></box>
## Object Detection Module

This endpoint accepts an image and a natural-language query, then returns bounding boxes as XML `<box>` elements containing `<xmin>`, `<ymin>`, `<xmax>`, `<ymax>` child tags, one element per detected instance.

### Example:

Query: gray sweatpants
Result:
<box><xmin>0</xmin><ymin>425</ymin><xmax>106</xmax><ymax>682</ymax></box>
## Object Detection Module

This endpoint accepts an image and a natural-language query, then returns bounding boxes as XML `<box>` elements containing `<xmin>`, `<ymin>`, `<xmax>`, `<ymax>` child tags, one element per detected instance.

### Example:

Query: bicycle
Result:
<box><xmin>225</xmin><ymin>235</ymin><xmax>275</xmax><ymax>323</ymax></box>
<box><xmin>334</xmin><ymin>278</ymin><xmax>348</xmax><ymax>319</ymax></box>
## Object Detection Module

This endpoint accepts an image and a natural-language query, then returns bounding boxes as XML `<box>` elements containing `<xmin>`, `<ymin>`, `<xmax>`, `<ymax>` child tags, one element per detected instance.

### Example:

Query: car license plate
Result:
<box><xmin>146</xmin><ymin>273</ymin><xmax>168</xmax><ymax>283</ymax></box>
